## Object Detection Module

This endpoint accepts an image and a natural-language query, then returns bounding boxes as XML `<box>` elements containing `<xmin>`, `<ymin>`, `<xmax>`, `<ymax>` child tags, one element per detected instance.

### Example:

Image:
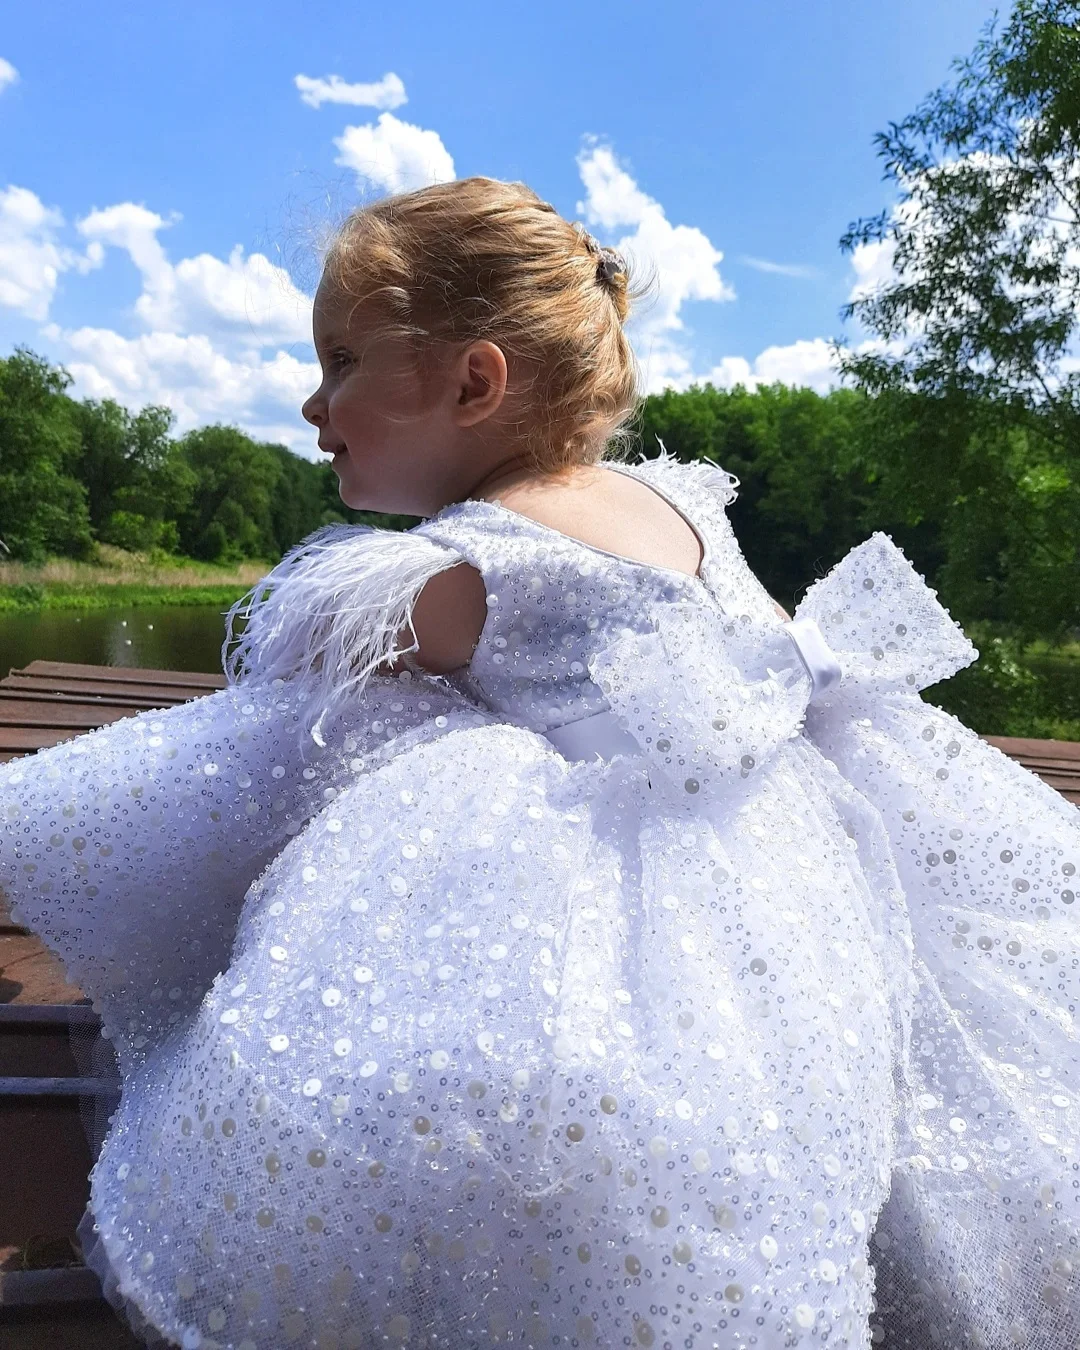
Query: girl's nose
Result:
<box><xmin>302</xmin><ymin>392</ymin><xmax>326</xmax><ymax>427</ymax></box>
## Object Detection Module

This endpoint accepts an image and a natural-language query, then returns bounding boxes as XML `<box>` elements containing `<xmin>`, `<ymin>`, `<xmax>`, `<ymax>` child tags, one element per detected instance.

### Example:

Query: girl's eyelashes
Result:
<box><xmin>324</xmin><ymin>348</ymin><xmax>355</xmax><ymax>373</ymax></box>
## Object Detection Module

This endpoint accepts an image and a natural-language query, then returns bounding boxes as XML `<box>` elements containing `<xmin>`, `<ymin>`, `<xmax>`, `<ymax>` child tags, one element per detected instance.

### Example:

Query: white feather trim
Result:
<box><xmin>624</xmin><ymin>435</ymin><xmax>740</xmax><ymax>508</ymax></box>
<box><xmin>221</xmin><ymin>523</ymin><xmax>464</xmax><ymax>746</ymax></box>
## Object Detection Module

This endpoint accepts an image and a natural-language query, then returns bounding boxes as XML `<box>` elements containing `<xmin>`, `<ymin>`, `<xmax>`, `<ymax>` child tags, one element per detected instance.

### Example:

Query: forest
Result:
<box><xmin>2</xmin><ymin>345</ymin><xmax>1075</xmax><ymax>638</ymax></box>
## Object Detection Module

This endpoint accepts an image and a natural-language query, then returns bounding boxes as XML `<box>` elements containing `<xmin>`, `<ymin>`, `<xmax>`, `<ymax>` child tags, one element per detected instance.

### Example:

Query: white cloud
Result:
<box><xmin>0</xmin><ymin>58</ymin><xmax>17</xmax><ymax>96</ymax></box>
<box><xmin>570</xmin><ymin>140</ymin><xmax>849</xmax><ymax>398</ymax></box>
<box><xmin>77</xmin><ymin>203</ymin><xmax>310</xmax><ymax>347</ymax></box>
<box><xmin>52</xmin><ymin>324</ymin><xmax>319</xmax><ymax>450</ymax></box>
<box><xmin>847</xmin><ymin>238</ymin><xmax>897</xmax><ymax>302</ymax></box>
<box><xmin>0</xmin><ymin>186</ymin><xmax>102</xmax><ymax>320</ymax></box>
<box><xmin>573</xmin><ymin>138</ymin><xmax>735</xmax><ymax>393</ymax></box>
<box><xmin>720</xmin><ymin>338</ymin><xmax>839</xmax><ymax>392</ymax></box>
<box><xmin>295</xmin><ymin>71</ymin><xmax>406</xmax><ymax>110</ymax></box>
<box><xmin>739</xmin><ymin>255</ymin><xmax>821</xmax><ymax>280</ymax></box>
<box><xmin>576</xmin><ymin>137</ymin><xmax>734</xmax><ymax>332</ymax></box>
<box><xmin>0</xmin><ymin>193</ymin><xmax>322</xmax><ymax>451</ymax></box>
<box><xmin>651</xmin><ymin>338</ymin><xmax>841</xmax><ymax>397</ymax></box>
<box><xmin>334</xmin><ymin>111</ymin><xmax>455</xmax><ymax>194</ymax></box>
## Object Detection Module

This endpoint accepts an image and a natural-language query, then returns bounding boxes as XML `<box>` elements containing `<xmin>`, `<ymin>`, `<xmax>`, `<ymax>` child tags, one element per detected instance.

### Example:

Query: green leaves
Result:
<box><xmin>838</xmin><ymin>0</ymin><xmax>1080</xmax><ymax>643</ymax></box>
<box><xmin>841</xmin><ymin>1</ymin><xmax>1080</xmax><ymax>411</ymax></box>
<box><xmin>0</xmin><ymin>348</ymin><xmax>92</xmax><ymax>563</ymax></box>
<box><xmin>0</xmin><ymin>350</ymin><xmax>390</xmax><ymax>568</ymax></box>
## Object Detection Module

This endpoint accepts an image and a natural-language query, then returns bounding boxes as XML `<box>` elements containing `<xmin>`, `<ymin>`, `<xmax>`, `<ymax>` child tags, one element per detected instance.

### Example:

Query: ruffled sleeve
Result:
<box><xmin>223</xmin><ymin>521</ymin><xmax>467</xmax><ymax>746</ymax></box>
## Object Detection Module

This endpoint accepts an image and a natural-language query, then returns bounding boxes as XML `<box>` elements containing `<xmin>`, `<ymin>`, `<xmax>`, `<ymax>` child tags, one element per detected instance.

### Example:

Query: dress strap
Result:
<box><xmin>610</xmin><ymin>445</ymin><xmax>781</xmax><ymax>623</ymax></box>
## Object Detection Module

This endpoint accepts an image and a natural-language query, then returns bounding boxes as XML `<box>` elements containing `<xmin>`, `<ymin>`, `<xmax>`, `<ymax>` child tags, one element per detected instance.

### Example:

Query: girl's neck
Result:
<box><xmin>467</xmin><ymin>455</ymin><xmax>595</xmax><ymax>503</ymax></box>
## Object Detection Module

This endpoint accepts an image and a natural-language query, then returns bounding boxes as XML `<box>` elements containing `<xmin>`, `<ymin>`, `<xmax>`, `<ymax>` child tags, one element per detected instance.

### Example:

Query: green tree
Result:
<box><xmin>175</xmin><ymin>426</ymin><xmax>284</xmax><ymax>562</ymax></box>
<box><xmin>633</xmin><ymin>383</ymin><xmax>907</xmax><ymax>608</ymax></box>
<box><xmin>266</xmin><ymin>444</ymin><xmax>349</xmax><ymax>554</ymax></box>
<box><xmin>839</xmin><ymin>0</ymin><xmax>1080</xmax><ymax>638</ymax></box>
<box><xmin>71</xmin><ymin>398</ymin><xmax>196</xmax><ymax>553</ymax></box>
<box><xmin>0</xmin><ymin>349</ymin><xmax>93</xmax><ymax>562</ymax></box>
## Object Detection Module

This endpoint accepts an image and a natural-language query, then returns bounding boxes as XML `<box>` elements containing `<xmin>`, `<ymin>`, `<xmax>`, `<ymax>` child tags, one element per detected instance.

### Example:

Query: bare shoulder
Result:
<box><xmin>492</xmin><ymin>465</ymin><xmax>706</xmax><ymax>578</ymax></box>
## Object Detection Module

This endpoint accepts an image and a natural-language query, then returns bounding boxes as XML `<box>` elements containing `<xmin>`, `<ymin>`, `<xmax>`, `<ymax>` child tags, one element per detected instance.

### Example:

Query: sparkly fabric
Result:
<box><xmin>0</xmin><ymin>450</ymin><xmax>1077</xmax><ymax>1349</ymax></box>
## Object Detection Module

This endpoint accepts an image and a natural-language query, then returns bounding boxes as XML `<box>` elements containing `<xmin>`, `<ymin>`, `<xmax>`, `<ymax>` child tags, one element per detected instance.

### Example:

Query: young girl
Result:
<box><xmin>2</xmin><ymin>177</ymin><xmax>1078</xmax><ymax>1350</ymax></box>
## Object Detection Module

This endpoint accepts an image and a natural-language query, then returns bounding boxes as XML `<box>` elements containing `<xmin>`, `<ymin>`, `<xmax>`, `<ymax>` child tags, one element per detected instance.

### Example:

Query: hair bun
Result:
<box><xmin>596</xmin><ymin>248</ymin><xmax>624</xmax><ymax>285</ymax></box>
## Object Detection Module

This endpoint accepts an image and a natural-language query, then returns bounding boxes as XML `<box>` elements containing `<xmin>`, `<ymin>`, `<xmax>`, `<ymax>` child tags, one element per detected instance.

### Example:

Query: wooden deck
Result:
<box><xmin>979</xmin><ymin>735</ymin><xmax>1080</xmax><ymax>806</ymax></box>
<box><xmin>0</xmin><ymin>660</ymin><xmax>226</xmax><ymax>763</ymax></box>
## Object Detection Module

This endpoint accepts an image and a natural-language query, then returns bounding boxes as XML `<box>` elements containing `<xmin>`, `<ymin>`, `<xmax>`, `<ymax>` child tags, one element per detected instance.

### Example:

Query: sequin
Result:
<box><xmin>3</xmin><ymin>449</ymin><xmax>1078</xmax><ymax>1348</ymax></box>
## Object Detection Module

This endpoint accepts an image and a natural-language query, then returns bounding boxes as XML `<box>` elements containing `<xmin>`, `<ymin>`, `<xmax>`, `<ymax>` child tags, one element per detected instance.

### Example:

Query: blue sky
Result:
<box><xmin>1</xmin><ymin>0</ymin><xmax>998</xmax><ymax>457</ymax></box>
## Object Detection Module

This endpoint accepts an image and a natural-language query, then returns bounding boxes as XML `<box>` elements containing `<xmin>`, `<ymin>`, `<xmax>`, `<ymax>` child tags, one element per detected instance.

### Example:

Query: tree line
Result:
<box><xmin>0</xmin><ymin>348</ymin><xmax>418</xmax><ymax>570</ymax></box>
<box><xmin>2</xmin><ymin>344</ymin><xmax>1075</xmax><ymax>647</ymax></box>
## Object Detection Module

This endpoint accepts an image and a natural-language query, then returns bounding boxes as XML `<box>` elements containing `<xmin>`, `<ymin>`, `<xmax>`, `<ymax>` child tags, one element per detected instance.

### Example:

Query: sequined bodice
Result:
<box><xmin>417</xmin><ymin>456</ymin><xmax>780</xmax><ymax>732</ymax></box>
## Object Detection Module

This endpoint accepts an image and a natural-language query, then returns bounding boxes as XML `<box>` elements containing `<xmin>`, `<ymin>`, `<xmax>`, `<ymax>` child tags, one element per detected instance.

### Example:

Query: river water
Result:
<box><xmin>0</xmin><ymin>604</ymin><xmax>235</xmax><ymax>676</ymax></box>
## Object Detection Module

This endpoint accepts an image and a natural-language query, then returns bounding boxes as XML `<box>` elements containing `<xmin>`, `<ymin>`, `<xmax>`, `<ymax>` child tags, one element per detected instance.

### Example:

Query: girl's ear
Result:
<box><xmin>454</xmin><ymin>341</ymin><xmax>509</xmax><ymax>426</ymax></box>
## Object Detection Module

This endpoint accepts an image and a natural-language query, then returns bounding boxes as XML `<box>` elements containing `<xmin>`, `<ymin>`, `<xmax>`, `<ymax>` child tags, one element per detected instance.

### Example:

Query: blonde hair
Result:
<box><xmin>320</xmin><ymin>176</ymin><xmax>654</xmax><ymax>474</ymax></box>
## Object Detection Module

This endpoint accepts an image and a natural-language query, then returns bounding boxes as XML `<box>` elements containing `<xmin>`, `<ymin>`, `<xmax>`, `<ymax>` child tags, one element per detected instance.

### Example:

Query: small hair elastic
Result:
<box><xmin>596</xmin><ymin>248</ymin><xmax>624</xmax><ymax>284</ymax></box>
<box><xmin>572</xmin><ymin>222</ymin><xmax>626</xmax><ymax>286</ymax></box>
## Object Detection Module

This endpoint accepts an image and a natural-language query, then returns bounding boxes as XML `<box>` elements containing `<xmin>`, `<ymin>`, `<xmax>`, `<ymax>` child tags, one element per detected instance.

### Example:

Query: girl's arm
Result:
<box><xmin>385</xmin><ymin>562</ymin><xmax>488</xmax><ymax>676</ymax></box>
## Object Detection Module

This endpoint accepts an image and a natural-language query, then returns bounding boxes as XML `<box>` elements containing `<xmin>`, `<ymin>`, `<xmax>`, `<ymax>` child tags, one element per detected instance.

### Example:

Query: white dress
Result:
<box><xmin>1</xmin><ymin>451</ymin><xmax>1077</xmax><ymax>1350</ymax></box>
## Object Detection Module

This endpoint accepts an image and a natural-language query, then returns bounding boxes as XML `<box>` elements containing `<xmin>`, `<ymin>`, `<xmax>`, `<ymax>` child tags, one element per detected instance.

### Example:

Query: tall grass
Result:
<box><xmin>0</xmin><ymin>544</ymin><xmax>271</xmax><ymax>589</ymax></box>
<box><xmin>0</xmin><ymin>546</ymin><xmax>272</xmax><ymax>612</ymax></box>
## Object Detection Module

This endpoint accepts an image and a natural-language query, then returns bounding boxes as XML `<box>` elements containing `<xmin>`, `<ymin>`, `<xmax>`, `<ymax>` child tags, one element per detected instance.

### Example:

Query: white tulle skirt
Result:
<box><xmin>3</xmin><ymin>651</ymin><xmax>1079</xmax><ymax>1347</ymax></box>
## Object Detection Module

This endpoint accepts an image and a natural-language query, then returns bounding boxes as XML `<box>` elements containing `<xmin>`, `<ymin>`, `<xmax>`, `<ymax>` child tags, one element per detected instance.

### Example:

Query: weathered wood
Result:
<box><xmin>0</xmin><ymin>727</ymin><xmax>81</xmax><ymax>753</ymax></box>
<box><xmin>0</xmin><ymin>688</ymin><xmax>168</xmax><ymax>709</ymax></box>
<box><xmin>984</xmin><ymin>734</ymin><xmax>1080</xmax><ymax>760</ymax></box>
<box><xmin>0</xmin><ymin>1005</ymin><xmax>100</xmax><ymax>1029</ymax></box>
<box><xmin>1</xmin><ymin>675</ymin><xmax>211</xmax><ymax>703</ymax></box>
<box><xmin>983</xmin><ymin>734</ymin><xmax>1080</xmax><ymax>804</ymax></box>
<box><xmin>0</xmin><ymin>1266</ymin><xmax>107</xmax><ymax>1307</ymax></box>
<box><xmin>14</xmin><ymin>660</ymin><xmax>226</xmax><ymax>689</ymax></box>
<box><xmin>0</xmin><ymin>659</ymin><xmax>227</xmax><ymax>759</ymax></box>
<box><xmin>0</xmin><ymin>1078</ymin><xmax>121</xmax><ymax>1098</ymax></box>
<box><xmin>0</xmin><ymin>701</ymin><xmax>146</xmax><ymax>731</ymax></box>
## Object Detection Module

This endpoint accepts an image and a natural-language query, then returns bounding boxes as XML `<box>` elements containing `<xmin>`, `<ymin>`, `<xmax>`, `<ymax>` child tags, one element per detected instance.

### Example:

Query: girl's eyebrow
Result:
<box><xmin>314</xmin><ymin>332</ymin><xmax>346</xmax><ymax>351</ymax></box>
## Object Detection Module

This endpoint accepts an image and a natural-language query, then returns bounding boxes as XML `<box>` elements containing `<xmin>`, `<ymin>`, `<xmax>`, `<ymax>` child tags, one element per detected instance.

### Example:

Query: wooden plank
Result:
<box><xmin>0</xmin><ymin>1005</ymin><xmax>99</xmax><ymax>1029</ymax></box>
<box><xmin>0</xmin><ymin>1266</ymin><xmax>107</xmax><ymax>1307</ymax></box>
<box><xmin>0</xmin><ymin>675</ymin><xmax>205</xmax><ymax>703</ymax></box>
<box><xmin>0</xmin><ymin>728</ymin><xmax>81</xmax><ymax>753</ymax></box>
<box><xmin>15</xmin><ymin>661</ymin><xmax>226</xmax><ymax>689</ymax></box>
<box><xmin>1001</xmin><ymin>757</ymin><xmax>1080</xmax><ymax>773</ymax></box>
<box><xmin>984</xmin><ymin>735</ymin><xmax>1080</xmax><ymax>761</ymax></box>
<box><xmin>0</xmin><ymin>1077</ymin><xmax>121</xmax><ymax>1097</ymax></box>
<box><xmin>0</xmin><ymin>701</ymin><xmax>147</xmax><ymax>730</ymax></box>
<box><xmin>1034</xmin><ymin>775</ymin><xmax>1080</xmax><ymax>793</ymax></box>
<box><xmin>0</xmin><ymin>688</ymin><xmax>178</xmax><ymax>709</ymax></box>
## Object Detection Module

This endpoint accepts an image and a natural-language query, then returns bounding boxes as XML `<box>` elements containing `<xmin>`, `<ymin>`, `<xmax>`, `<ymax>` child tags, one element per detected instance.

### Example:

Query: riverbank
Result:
<box><xmin>0</xmin><ymin>546</ymin><xmax>267</xmax><ymax>612</ymax></box>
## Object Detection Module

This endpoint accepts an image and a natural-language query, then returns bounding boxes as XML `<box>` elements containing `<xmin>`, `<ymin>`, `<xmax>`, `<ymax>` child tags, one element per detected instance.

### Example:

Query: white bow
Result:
<box><xmin>586</xmin><ymin>532</ymin><xmax>978</xmax><ymax>805</ymax></box>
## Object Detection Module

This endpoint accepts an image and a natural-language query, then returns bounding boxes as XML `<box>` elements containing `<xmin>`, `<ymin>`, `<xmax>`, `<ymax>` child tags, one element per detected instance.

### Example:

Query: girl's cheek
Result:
<box><xmin>327</xmin><ymin>385</ymin><xmax>352</xmax><ymax>421</ymax></box>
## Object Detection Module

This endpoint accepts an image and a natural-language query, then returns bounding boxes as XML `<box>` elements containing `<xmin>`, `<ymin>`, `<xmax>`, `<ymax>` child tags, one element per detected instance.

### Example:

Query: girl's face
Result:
<box><xmin>302</xmin><ymin>280</ymin><xmax>461</xmax><ymax>517</ymax></box>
